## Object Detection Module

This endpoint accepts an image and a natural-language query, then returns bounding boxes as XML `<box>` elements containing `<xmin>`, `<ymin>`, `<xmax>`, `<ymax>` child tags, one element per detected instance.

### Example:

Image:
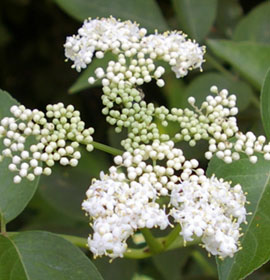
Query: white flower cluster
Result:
<box><xmin>65</xmin><ymin>17</ymin><xmax>205</xmax><ymax>151</ymax></box>
<box><xmin>65</xmin><ymin>16</ymin><xmax>205</xmax><ymax>81</ymax></box>
<box><xmin>82</xmin><ymin>171</ymin><xmax>168</xmax><ymax>258</ymax></box>
<box><xmin>65</xmin><ymin>17</ymin><xmax>270</xmax><ymax>164</ymax></box>
<box><xmin>64</xmin><ymin>17</ymin><xmax>250</xmax><ymax>260</ymax></box>
<box><xmin>0</xmin><ymin>103</ymin><xmax>94</xmax><ymax>183</ymax></box>
<box><xmin>170</xmin><ymin>176</ymin><xmax>246</xmax><ymax>258</ymax></box>
<box><xmin>82</xmin><ymin>141</ymin><xmax>247</xmax><ymax>259</ymax></box>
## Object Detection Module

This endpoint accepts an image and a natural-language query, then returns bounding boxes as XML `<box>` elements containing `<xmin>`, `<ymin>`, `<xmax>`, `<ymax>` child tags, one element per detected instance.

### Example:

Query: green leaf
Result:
<box><xmin>39</xmin><ymin>149</ymin><xmax>109</xmax><ymax>222</ymax></box>
<box><xmin>185</xmin><ymin>72</ymin><xmax>253</xmax><ymax>111</ymax></box>
<box><xmin>207</xmin><ymin>154</ymin><xmax>270</xmax><ymax>280</ymax></box>
<box><xmin>0</xmin><ymin>89</ymin><xmax>40</xmax><ymax>223</ymax></box>
<box><xmin>153</xmin><ymin>248</ymin><xmax>190</xmax><ymax>280</ymax></box>
<box><xmin>172</xmin><ymin>0</ymin><xmax>218</xmax><ymax>42</ymax></box>
<box><xmin>261</xmin><ymin>68</ymin><xmax>270</xmax><ymax>139</ymax></box>
<box><xmin>207</xmin><ymin>40</ymin><xmax>270</xmax><ymax>90</ymax></box>
<box><xmin>54</xmin><ymin>0</ymin><xmax>168</xmax><ymax>32</ymax></box>
<box><xmin>0</xmin><ymin>231</ymin><xmax>103</xmax><ymax>280</ymax></box>
<box><xmin>233</xmin><ymin>2</ymin><xmax>270</xmax><ymax>44</ymax></box>
<box><xmin>0</xmin><ymin>89</ymin><xmax>19</xmax><ymax>118</ymax></box>
<box><xmin>216</xmin><ymin>0</ymin><xmax>243</xmax><ymax>38</ymax></box>
<box><xmin>94</xmin><ymin>257</ymin><xmax>138</xmax><ymax>280</ymax></box>
<box><xmin>132</xmin><ymin>274</ymin><xmax>154</xmax><ymax>280</ymax></box>
<box><xmin>69</xmin><ymin>53</ymin><xmax>116</xmax><ymax>94</ymax></box>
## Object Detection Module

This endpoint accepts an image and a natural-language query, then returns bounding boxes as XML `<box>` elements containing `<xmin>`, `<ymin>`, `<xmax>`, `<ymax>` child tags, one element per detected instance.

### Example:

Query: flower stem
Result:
<box><xmin>163</xmin><ymin>224</ymin><xmax>181</xmax><ymax>249</ymax></box>
<box><xmin>0</xmin><ymin>215</ymin><xmax>6</xmax><ymax>235</ymax></box>
<box><xmin>92</xmin><ymin>141</ymin><xmax>123</xmax><ymax>156</ymax></box>
<box><xmin>251</xmin><ymin>94</ymin><xmax>260</xmax><ymax>109</ymax></box>
<box><xmin>58</xmin><ymin>234</ymin><xmax>88</xmax><ymax>248</ymax></box>
<box><xmin>191</xmin><ymin>250</ymin><xmax>217</xmax><ymax>277</ymax></box>
<box><xmin>124</xmin><ymin>247</ymin><xmax>152</xmax><ymax>259</ymax></box>
<box><xmin>140</xmin><ymin>228</ymin><xmax>164</xmax><ymax>254</ymax></box>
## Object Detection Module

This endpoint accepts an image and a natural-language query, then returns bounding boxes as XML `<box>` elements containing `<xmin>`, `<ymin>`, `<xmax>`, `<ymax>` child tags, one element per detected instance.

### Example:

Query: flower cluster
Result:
<box><xmin>82</xmin><ymin>141</ymin><xmax>247</xmax><ymax>259</ymax></box>
<box><xmin>0</xmin><ymin>16</ymin><xmax>254</xmax><ymax>261</ymax></box>
<box><xmin>64</xmin><ymin>16</ymin><xmax>205</xmax><ymax>80</ymax></box>
<box><xmin>65</xmin><ymin>17</ymin><xmax>205</xmax><ymax>151</ymax></box>
<box><xmin>0</xmin><ymin>103</ymin><xmax>94</xmax><ymax>183</ymax></box>
<box><xmin>201</xmin><ymin>87</ymin><xmax>270</xmax><ymax>164</ymax></box>
<box><xmin>171</xmin><ymin>176</ymin><xmax>246</xmax><ymax>258</ymax></box>
<box><xmin>65</xmin><ymin>17</ymin><xmax>270</xmax><ymax>162</ymax></box>
<box><xmin>64</xmin><ymin>17</ymin><xmax>250</xmax><ymax>260</ymax></box>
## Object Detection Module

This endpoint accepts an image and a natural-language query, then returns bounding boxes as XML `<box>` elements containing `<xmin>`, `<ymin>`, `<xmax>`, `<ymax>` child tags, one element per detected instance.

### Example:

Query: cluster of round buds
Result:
<box><xmin>198</xmin><ymin>86</ymin><xmax>270</xmax><ymax>164</ymax></box>
<box><xmin>102</xmin><ymin>84</ymin><xmax>241</xmax><ymax>151</ymax></box>
<box><xmin>161</xmin><ymin>85</ymin><xmax>240</xmax><ymax>160</ymax></box>
<box><xmin>170</xmin><ymin>176</ymin><xmax>247</xmax><ymax>258</ymax></box>
<box><xmin>82</xmin><ymin>140</ymin><xmax>247</xmax><ymax>258</ymax></box>
<box><xmin>101</xmin><ymin>82</ymin><xmax>172</xmax><ymax>151</ymax></box>
<box><xmin>113</xmin><ymin>140</ymin><xmax>203</xmax><ymax>194</ymax></box>
<box><xmin>0</xmin><ymin>103</ymin><xmax>94</xmax><ymax>183</ymax></box>
<box><xmin>65</xmin><ymin>16</ymin><xmax>205</xmax><ymax>82</ymax></box>
<box><xmin>209</xmin><ymin>131</ymin><xmax>270</xmax><ymax>164</ymax></box>
<box><xmin>177</xmin><ymin>86</ymin><xmax>239</xmax><ymax>148</ymax></box>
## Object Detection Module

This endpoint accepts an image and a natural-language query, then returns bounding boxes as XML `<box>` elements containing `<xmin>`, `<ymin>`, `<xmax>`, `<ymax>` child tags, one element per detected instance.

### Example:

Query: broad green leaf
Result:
<box><xmin>261</xmin><ymin>68</ymin><xmax>270</xmax><ymax>139</ymax></box>
<box><xmin>0</xmin><ymin>89</ymin><xmax>40</xmax><ymax>223</ymax></box>
<box><xmin>185</xmin><ymin>72</ymin><xmax>253</xmax><ymax>111</ymax></box>
<box><xmin>172</xmin><ymin>0</ymin><xmax>218</xmax><ymax>42</ymax></box>
<box><xmin>207</xmin><ymin>154</ymin><xmax>270</xmax><ymax>280</ymax></box>
<box><xmin>153</xmin><ymin>248</ymin><xmax>190</xmax><ymax>280</ymax></box>
<box><xmin>54</xmin><ymin>0</ymin><xmax>168</xmax><ymax>32</ymax></box>
<box><xmin>21</xmin><ymin>189</ymin><xmax>90</xmax><ymax>236</ymax></box>
<box><xmin>39</xmin><ymin>149</ymin><xmax>109</xmax><ymax>222</ymax></box>
<box><xmin>69</xmin><ymin>53</ymin><xmax>116</xmax><ymax>94</ymax></box>
<box><xmin>207</xmin><ymin>40</ymin><xmax>270</xmax><ymax>90</ymax></box>
<box><xmin>94</xmin><ymin>257</ymin><xmax>138</xmax><ymax>280</ymax></box>
<box><xmin>216</xmin><ymin>0</ymin><xmax>243</xmax><ymax>38</ymax></box>
<box><xmin>0</xmin><ymin>231</ymin><xmax>103</xmax><ymax>280</ymax></box>
<box><xmin>233</xmin><ymin>2</ymin><xmax>270</xmax><ymax>44</ymax></box>
<box><xmin>0</xmin><ymin>89</ymin><xmax>19</xmax><ymax>122</ymax></box>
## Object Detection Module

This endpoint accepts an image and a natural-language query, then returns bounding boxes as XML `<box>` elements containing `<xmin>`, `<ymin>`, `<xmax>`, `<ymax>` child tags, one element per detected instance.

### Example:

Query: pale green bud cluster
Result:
<box><xmin>100</xmin><ymin>81</ymin><xmax>240</xmax><ymax>154</ymax></box>
<box><xmin>0</xmin><ymin>103</ymin><xmax>94</xmax><ymax>183</ymax></box>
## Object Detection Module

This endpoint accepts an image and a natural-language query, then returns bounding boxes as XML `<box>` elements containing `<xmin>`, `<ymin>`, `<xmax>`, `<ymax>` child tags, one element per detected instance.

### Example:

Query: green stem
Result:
<box><xmin>124</xmin><ymin>247</ymin><xmax>152</xmax><ymax>259</ymax></box>
<box><xmin>163</xmin><ymin>224</ymin><xmax>181</xmax><ymax>249</ymax></box>
<box><xmin>0</xmin><ymin>215</ymin><xmax>6</xmax><ymax>235</ymax></box>
<box><xmin>251</xmin><ymin>94</ymin><xmax>261</xmax><ymax>109</ymax></box>
<box><xmin>162</xmin><ymin>235</ymin><xmax>200</xmax><ymax>251</ymax></box>
<box><xmin>58</xmin><ymin>234</ymin><xmax>88</xmax><ymax>249</ymax></box>
<box><xmin>191</xmin><ymin>250</ymin><xmax>217</xmax><ymax>277</ymax></box>
<box><xmin>140</xmin><ymin>228</ymin><xmax>164</xmax><ymax>254</ymax></box>
<box><xmin>92</xmin><ymin>141</ymin><xmax>123</xmax><ymax>156</ymax></box>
